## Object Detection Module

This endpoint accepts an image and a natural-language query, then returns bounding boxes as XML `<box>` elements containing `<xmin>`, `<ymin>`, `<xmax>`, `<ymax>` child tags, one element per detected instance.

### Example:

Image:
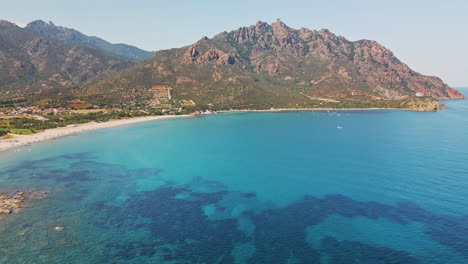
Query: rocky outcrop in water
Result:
<box><xmin>401</xmin><ymin>96</ymin><xmax>447</xmax><ymax>111</ymax></box>
<box><xmin>0</xmin><ymin>191</ymin><xmax>48</xmax><ymax>215</ymax></box>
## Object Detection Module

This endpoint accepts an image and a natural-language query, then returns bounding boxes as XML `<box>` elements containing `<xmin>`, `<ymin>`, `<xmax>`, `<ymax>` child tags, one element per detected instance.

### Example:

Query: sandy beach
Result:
<box><xmin>0</xmin><ymin>115</ymin><xmax>190</xmax><ymax>151</ymax></box>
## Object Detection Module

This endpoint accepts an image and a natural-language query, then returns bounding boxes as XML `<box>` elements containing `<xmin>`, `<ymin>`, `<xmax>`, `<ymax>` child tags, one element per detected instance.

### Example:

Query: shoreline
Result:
<box><xmin>0</xmin><ymin>106</ymin><xmax>430</xmax><ymax>152</ymax></box>
<box><xmin>0</xmin><ymin>115</ymin><xmax>190</xmax><ymax>152</ymax></box>
<box><xmin>216</xmin><ymin>107</ymin><xmax>403</xmax><ymax>113</ymax></box>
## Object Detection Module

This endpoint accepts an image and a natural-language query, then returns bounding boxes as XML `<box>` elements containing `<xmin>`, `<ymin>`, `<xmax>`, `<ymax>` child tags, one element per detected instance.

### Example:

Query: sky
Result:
<box><xmin>1</xmin><ymin>0</ymin><xmax>467</xmax><ymax>86</ymax></box>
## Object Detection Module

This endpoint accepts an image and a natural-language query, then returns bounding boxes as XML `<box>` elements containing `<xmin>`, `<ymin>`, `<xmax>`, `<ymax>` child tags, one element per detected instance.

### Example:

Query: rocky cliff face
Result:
<box><xmin>1</xmin><ymin>19</ymin><xmax>460</xmax><ymax>109</ymax></box>
<box><xmin>25</xmin><ymin>20</ymin><xmax>154</xmax><ymax>62</ymax></box>
<box><xmin>183</xmin><ymin>46</ymin><xmax>235</xmax><ymax>64</ymax></box>
<box><xmin>0</xmin><ymin>20</ymin><xmax>132</xmax><ymax>100</ymax></box>
<box><xmin>88</xmin><ymin>19</ymin><xmax>463</xmax><ymax>108</ymax></box>
<box><xmin>224</xmin><ymin>19</ymin><xmax>463</xmax><ymax>100</ymax></box>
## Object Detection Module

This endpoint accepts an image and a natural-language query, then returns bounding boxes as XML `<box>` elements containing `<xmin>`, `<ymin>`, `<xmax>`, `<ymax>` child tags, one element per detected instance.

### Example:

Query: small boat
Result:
<box><xmin>337</xmin><ymin>126</ymin><xmax>343</xmax><ymax>129</ymax></box>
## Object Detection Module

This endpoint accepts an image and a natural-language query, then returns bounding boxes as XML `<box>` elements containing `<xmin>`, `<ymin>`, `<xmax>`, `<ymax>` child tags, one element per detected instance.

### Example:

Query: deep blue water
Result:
<box><xmin>0</xmin><ymin>92</ymin><xmax>467</xmax><ymax>263</ymax></box>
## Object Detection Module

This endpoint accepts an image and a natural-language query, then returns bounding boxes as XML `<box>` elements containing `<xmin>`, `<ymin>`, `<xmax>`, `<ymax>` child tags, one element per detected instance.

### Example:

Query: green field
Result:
<box><xmin>3</xmin><ymin>128</ymin><xmax>34</xmax><ymax>135</ymax></box>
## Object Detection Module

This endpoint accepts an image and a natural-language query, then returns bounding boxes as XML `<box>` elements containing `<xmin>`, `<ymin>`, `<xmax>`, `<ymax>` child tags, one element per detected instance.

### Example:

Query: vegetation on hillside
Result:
<box><xmin>25</xmin><ymin>20</ymin><xmax>154</xmax><ymax>62</ymax></box>
<box><xmin>0</xmin><ymin>19</ymin><xmax>460</xmax><ymax>113</ymax></box>
<box><xmin>84</xmin><ymin>20</ymin><xmax>462</xmax><ymax>110</ymax></box>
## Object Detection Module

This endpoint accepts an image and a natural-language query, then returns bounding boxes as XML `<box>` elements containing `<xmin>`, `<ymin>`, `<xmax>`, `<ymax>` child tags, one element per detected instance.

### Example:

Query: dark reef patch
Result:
<box><xmin>91</xmin><ymin>181</ymin><xmax>466</xmax><ymax>263</ymax></box>
<box><xmin>320</xmin><ymin>236</ymin><xmax>420</xmax><ymax>264</ymax></box>
<box><xmin>2</xmin><ymin>153</ymin><xmax>162</xmax><ymax>187</ymax></box>
<box><xmin>94</xmin><ymin>186</ymin><xmax>247</xmax><ymax>263</ymax></box>
<box><xmin>1</xmin><ymin>153</ymin><xmax>467</xmax><ymax>263</ymax></box>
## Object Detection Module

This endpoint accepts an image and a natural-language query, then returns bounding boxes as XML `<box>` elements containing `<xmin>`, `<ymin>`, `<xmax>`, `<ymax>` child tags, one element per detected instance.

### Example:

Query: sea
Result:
<box><xmin>0</xmin><ymin>89</ymin><xmax>467</xmax><ymax>263</ymax></box>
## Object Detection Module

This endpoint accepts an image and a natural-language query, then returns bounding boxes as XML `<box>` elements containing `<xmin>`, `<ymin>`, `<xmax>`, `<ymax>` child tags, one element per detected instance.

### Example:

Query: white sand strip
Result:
<box><xmin>0</xmin><ymin>115</ymin><xmax>190</xmax><ymax>151</ymax></box>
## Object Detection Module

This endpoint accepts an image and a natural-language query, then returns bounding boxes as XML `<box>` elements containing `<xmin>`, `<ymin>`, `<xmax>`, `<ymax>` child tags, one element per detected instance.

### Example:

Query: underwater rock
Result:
<box><xmin>0</xmin><ymin>191</ymin><xmax>48</xmax><ymax>215</ymax></box>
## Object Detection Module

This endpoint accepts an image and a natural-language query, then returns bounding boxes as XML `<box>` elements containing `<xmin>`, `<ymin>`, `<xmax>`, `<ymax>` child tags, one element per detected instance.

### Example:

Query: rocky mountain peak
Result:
<box><xmin>274</xmin><ymin>18</ymin><xmax>290</xmax><ymax>26</ymax></box>
<box><xmin>27</xmin><ymin>20</ymin><xmax>51</xmax><ymax>28</ymax></box>
<box><xmin>353</xmin><ymin>39</ymin><xmax>399</xmax><ymax>65</ymax></box>
<box><xmin>0</xmin><ymin>20</ymin><xmax>18</xmax><ymax>27</ymax></box>
<box><xmin>83</xmin><ymin>20</ymin><xmax>465</xmax><ymax>108</ymax></box>
<box><xmin>255</xmin><ymin>20</ymin><xmax>267</xmax><ymax>27</ymax></box>
<box><xmin>271</xmin><ymin>19</ymin><xmax>296</xmax><ymax>47</ymax></box>
<box><xmin>0</xmin><ymin>23</ymin><xmax>133</xmax><ymax>100</ymax></box>
<box><xmin>255</xmin><ymin>21</ymin><xmax>269</xmax><ymax>34</ymax></box>
<box><xmin>231</xmin><ymin>21</ymin><xmax>268</xmax><ymax>44</ymax></box>
<box><xmin>24</xmin><ymin>20</ymin><xmax>154</xmax><ymax>62</ymax></box>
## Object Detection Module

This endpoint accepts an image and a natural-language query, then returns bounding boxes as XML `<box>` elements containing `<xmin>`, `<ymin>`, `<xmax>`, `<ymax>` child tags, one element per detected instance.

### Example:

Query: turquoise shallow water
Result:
<box><xmin>0</xmin><ymin>92</ymin><xmax>467</xmax><ymax>263</ymax></box>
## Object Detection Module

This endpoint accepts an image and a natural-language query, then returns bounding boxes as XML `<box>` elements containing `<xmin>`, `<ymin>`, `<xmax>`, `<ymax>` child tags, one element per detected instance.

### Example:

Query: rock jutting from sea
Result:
<box><xmin>0</xmin><ymin>191</ymin><xmax>48</xmax><ymax>215</ymax></box>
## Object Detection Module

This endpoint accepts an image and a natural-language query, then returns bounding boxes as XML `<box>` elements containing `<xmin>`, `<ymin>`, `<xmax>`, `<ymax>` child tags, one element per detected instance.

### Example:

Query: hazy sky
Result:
<box><xmin>2</xmin><ymin>0</ymin><xmax>467</xmax><ymax>86</ymax></box>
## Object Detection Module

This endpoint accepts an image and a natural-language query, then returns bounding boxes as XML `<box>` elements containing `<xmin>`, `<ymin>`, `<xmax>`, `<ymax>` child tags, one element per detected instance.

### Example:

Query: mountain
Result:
<box><xmin>0</xmin><ymin>20</ymin><xmax>132</xmax><ymax>103</ymax></box>
<box><xmin>87</xmin><ymin>19</ymin><xmax>464</xmax><ymax>109</ymax></box>
<box><xmin>25</xmin><ymin>20</ymin><xmax>154</xmax><ymax>62</ymax></box>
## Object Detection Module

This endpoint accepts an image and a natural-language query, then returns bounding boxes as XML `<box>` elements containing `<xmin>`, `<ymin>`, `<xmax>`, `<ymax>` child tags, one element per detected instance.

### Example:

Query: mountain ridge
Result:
<box><xmin>0</xmin><ymin>19</ymin><xmax>464</xmax><ymax>111</ymax></box>
<box><xmin>85</xmin><ymin>19</ymin><xmax>463</xmax><ymax>109</ymax></box>
<box><xmin>0</xmin><ymin>19</ymin><xmax>133</xmax><ymax>103</ymax></box>
<box><xmin>25</xmin><ymin>20</ymin><xmax>154</xmax><ymax>62</ymax></box>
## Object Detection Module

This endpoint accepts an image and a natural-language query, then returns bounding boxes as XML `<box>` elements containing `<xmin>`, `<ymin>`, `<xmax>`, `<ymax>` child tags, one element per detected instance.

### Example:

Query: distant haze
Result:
<box><xmin>1</xmin><ymin>0</ymin><xmax>467</xmax><ymax>86</ymax></box>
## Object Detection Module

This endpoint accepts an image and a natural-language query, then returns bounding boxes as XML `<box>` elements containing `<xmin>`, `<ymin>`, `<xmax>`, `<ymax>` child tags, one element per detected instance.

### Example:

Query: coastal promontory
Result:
<box><xmin>0</xmin><ymin>19</ymin><xmax>463</xmax><ymax>112</ymax></box>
